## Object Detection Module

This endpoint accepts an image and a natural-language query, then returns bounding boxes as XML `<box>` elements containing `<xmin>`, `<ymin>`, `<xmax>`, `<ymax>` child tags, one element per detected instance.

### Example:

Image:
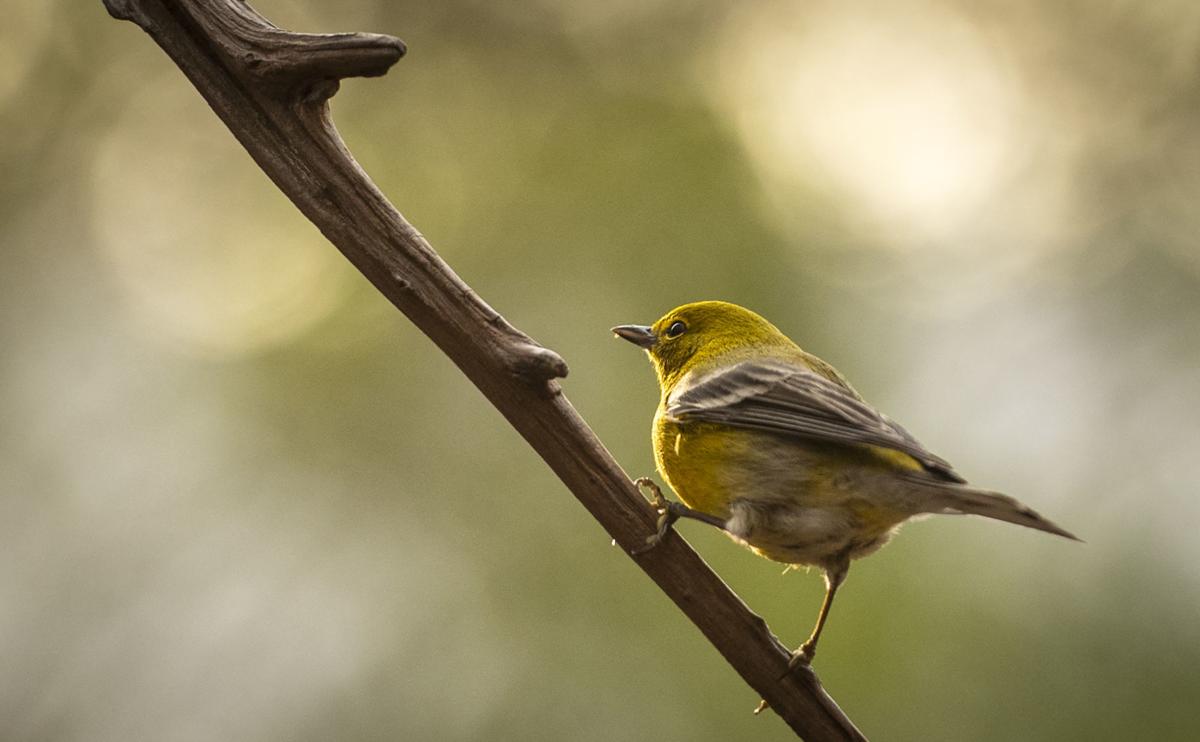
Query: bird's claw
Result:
<box><xmin>632</xmin><ymin>477</ymin><xmax>666</xmax><ymax>507</ymax></box>
<box><xmin>630</xmin><ymin>477</ymin><xmax>680</xmax><ymax>555</ymax></box>
<box><xmin>631</xmin><ymin>505</ymin><xmax>682</xmax><ymax>555</ymax></box>
<box><xmin>777</xmin><ymin>643</ymin><xmax>815</xmax><ymax>680</ymax></box>
<box><xmin>759</xmin><ymin>646</ymin><xmax>815</xmax><ymax>715</ymax></box>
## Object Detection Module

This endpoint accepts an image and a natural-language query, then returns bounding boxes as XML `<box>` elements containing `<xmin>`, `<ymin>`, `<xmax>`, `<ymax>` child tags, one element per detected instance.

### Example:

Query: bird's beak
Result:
<box><xmin>611</xmin><ymin>324</ymin><xmax>657</xmax><ymax>349</ymax></box>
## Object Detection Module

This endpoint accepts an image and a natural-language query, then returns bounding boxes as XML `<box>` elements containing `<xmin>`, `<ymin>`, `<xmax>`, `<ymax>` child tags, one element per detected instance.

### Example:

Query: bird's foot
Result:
<box><xmin>633</xmin><ymin>477</ymin><xmax>666</xmax><ymax>508</ymax></box>
<box><xmin>631</xmin><ymin>477</ymin><xmax>682</xmax><ymax>555</ymax></box>
<box><xmin>778</xmin><ymin>642</ymin><xmax>815</xmax><ymax>680</ymax></box>
<box><xmin>758</xmin><ymin>644</ymin><xmax>818</xmax><ymax>713</ymax></box>
<box><xmin>629</xmin><ymin>478</ymin><xmax>728</xmax><ymax>554</ymax></box>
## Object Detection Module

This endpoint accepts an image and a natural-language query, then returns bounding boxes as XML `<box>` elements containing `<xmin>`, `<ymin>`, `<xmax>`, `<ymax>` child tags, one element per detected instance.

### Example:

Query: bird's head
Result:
<box><xmin>612</xmin><ymin>300</ymin><xmax>795</xmax><ymax>392</ymax></box>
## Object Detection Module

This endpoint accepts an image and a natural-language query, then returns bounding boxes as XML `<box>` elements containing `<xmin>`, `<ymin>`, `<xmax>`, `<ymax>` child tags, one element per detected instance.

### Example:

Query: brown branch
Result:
<box><xmin>101</xmin><ymin>2</ymin><xmax>867</xmax><ymax>739</ymax></box>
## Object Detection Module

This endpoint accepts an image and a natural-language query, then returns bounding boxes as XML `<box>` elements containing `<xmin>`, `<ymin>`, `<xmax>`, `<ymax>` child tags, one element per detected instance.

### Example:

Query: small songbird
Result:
<box><xmin>613</xmin><ymin>300</ymin><xmax>1078</xmax><ymax>670</ymax></box>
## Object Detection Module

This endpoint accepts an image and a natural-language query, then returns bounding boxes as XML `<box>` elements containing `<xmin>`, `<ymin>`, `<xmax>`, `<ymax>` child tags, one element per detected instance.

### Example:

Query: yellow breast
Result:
<box><xmin>652</xmin><ymin>415</ymin><xmax>746</xmax><ymax>518</ymax></box>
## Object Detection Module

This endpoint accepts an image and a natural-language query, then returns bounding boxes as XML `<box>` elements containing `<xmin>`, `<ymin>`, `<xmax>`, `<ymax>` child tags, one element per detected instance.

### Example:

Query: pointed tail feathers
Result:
<box><xmin>934</xmin><ymin>486</ymin><xmax>1080</xmax><ymax>541</ymax></box>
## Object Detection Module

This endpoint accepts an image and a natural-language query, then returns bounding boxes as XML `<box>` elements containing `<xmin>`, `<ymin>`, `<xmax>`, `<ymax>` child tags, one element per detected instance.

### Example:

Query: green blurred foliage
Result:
<box><xmin>2</xmin><ymin>1</ymin><xmax>1198</xmax><ymax>740</ymax></box>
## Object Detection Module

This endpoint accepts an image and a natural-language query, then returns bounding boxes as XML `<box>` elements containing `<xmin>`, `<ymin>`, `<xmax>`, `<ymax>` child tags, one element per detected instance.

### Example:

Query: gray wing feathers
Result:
<box><xmin>667</xmin><ymin>361</ymin><xmax>965</xmax><ymax>483</ymax></box>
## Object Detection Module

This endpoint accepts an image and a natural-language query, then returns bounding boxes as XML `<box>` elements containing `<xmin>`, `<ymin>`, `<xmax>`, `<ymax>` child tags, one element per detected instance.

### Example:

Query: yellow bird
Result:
<box><xmin>613</xmin><ymin>300</ymin><xmax>1077</xmax><ymax>670</ymax></box>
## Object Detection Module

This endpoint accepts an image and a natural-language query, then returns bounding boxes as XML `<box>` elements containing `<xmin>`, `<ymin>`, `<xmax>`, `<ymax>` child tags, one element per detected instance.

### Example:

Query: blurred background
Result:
<box><xmin>3</xmin><ymin>0</ymin><xmax>1198</xmax><ymax>739</ymax></box>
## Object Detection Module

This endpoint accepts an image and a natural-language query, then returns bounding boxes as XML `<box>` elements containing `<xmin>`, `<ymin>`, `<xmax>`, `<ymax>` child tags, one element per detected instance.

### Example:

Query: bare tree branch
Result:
<box><xmin>101</xmin><ymin>2</ymin><xmax>867</xmax><ymax>739</ymax></box>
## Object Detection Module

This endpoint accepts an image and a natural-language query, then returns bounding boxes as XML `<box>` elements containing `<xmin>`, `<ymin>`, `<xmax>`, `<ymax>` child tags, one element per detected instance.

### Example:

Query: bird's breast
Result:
<box><xmin>653</xmin><ymin>414</ymin><xmax>820</xmax><ymax>517</ymax></box>
<box><xmin>652</xmin><ymin>412</ymin><xmax>916</xmax><ymax>566</ymax></box>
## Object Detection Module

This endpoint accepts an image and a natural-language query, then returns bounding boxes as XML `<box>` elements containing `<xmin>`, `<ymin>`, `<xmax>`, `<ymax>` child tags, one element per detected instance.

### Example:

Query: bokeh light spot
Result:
<box><xmin>711</xmin><ymin>2</ymin><xmax>1027</xmax><ymax>243</ymax></box>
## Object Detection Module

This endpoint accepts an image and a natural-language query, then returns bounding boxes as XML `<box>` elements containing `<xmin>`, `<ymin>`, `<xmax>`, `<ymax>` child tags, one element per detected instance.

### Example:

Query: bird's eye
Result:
<box><xmin>665</xmin><ymin>320</ymin><xmax>687</xmax><ymax>338</ymax></box>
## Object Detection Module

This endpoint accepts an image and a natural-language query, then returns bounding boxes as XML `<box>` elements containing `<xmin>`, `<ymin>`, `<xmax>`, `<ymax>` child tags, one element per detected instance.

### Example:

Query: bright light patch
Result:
<box><xmin>712</xmin><ymin>3</ymin><xmax>1026</xmax><ymax>243</ymax></box>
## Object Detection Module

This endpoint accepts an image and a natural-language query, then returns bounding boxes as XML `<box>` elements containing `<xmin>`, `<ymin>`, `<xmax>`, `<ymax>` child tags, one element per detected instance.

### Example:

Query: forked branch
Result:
<box><xmin>101</xmin><ymin>2</ymin><xmax>866</xmax><ymax>739</ymax></box>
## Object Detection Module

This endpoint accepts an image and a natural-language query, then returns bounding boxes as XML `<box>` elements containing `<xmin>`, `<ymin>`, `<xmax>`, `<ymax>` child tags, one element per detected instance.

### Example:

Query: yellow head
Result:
<box><xmin>612</xmin><ymin>301</ymin><xmax>799</xmax><ymax>392</ymax></box>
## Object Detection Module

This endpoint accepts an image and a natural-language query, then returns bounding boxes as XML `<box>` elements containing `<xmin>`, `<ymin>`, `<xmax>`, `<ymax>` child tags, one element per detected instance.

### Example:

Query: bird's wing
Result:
<box><xmin>665</xmin><ymin>360</ymin><xmax>965</xmax><ymax>483</ymax></box>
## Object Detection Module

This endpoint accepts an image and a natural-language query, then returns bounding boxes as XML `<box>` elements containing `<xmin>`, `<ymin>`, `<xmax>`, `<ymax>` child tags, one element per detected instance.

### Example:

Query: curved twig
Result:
<box><xmin>101</xmin><ymin>2</ymin><xmax>867</xmax><ymax>739</ymax></box>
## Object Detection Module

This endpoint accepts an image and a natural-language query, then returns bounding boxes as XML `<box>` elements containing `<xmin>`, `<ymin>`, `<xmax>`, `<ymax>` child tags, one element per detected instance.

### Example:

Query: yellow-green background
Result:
<box><xmin>3</xmin><ymin>1</ymin><xmax>1198</xmax><ymax>739</ymax></box>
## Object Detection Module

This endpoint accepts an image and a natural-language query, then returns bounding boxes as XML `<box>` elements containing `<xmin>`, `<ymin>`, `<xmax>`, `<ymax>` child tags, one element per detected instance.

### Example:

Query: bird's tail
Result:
<box><xmin>929</xmin><ymin>485</ymin><xmax>1080</xmax><ymax>541</ymax></box>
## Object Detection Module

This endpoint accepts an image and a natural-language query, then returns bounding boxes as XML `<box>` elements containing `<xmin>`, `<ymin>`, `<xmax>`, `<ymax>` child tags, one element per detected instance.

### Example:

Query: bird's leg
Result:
<box><xmin>630</xmin><ymin>477</ymin><xmax>726</xmax><ymax>555</ymax></box>
<box><xmin>784</xmin><ymin>561</ymin><xmax>849</xmax><ymax>674</ymax></box>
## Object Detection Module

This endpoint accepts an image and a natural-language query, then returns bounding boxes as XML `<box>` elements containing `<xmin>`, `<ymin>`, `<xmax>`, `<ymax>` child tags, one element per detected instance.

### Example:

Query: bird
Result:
<box><xmin>612</xmin><ymin>300</ymin><xmax>1078</xmax><ymax>671</ymax></box>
